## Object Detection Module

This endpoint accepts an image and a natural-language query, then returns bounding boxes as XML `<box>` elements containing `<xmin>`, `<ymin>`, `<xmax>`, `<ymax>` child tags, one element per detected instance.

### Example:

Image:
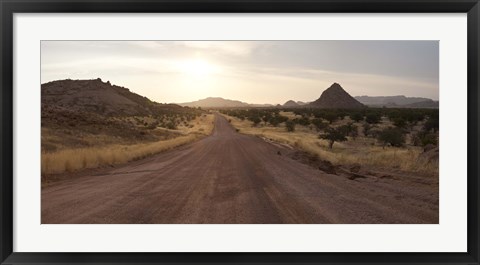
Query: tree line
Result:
<box><xmin>221</xmin><ymin>107</ymin><xmax>439</xmax><ymax>149</ymax></box>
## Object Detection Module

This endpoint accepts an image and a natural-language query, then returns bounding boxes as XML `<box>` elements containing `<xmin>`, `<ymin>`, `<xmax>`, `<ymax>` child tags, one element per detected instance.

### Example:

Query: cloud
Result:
<box><xmin>176</xmin><ymin>41</ymin><xmax>255</xmax><ymax>56</ymax></box>
<box><xmin>41</xmin><ymin>41</ymin><xmax>439</xmax><ymax>103</ymax></box>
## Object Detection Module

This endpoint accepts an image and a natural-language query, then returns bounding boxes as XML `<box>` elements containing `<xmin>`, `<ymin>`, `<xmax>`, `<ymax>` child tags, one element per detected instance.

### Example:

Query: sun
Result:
<box><xmin>178</xmin><ymin>59</ymin><xmax>216</xmax><ymax>77</ymax></box>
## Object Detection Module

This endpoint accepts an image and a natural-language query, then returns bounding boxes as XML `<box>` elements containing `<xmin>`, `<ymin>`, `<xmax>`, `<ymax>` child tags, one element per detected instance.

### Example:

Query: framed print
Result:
<box><xmin>1</xmin><ymin>0</ymin><xmax>479</xmax><ymax>264</ymax></box>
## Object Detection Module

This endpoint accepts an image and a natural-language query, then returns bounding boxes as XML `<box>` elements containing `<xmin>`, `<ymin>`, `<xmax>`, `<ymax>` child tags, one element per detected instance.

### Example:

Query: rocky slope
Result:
<box><xmin>42</xmin><ymin>78</ymin><xmax>185</xmax><ymax>116</ymax></box>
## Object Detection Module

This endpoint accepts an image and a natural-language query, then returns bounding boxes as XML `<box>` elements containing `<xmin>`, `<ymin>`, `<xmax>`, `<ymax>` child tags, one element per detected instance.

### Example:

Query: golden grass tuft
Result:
<box><xmin>42</xmin><ymin>114</ymin><xmax>214</xmax><ymax>175</ymax></box>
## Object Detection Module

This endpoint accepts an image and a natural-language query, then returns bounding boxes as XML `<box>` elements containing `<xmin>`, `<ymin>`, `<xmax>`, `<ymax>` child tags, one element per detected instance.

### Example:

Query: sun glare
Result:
<box><xmin>178</xmin><ymin>59</ymin><xmax>217</xmax><ymax>77</ymax></box>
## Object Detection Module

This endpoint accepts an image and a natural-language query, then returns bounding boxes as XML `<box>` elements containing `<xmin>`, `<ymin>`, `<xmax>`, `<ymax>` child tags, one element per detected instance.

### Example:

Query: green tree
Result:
<box><xmin>294</xmin><ymin>116</ymin><xmax>310</xmax><ymax>126</ymax></box>
<box><xmin>363</xmin><ymin>123</ymin><xmax>373</xmax><ymax>137</ymax></box>
<box><xmin>377</xmin><ymin>127</ymin><xmax>405</xmax><ymax>148</ymax></box>
<box><xmin>285</xmin><ymin>120</ymin><xmax>296</xmax><ymax>132</ymax></box>
<box><xmin>249</xmin><ymin>116</ymin><xmax>261</xmax><ymax>127</ymax></box>
<box><xmin>269</xmin><ymin>117</ymin><xmax>280</xmax><ymax>127</ymax></box>
<box><xmin>324</xmin><ymin>112</ymin><xmax>338</xmax><ymax>124</ymax></box>
<box><xmin>262</xmin><ymin>113</ymin><xmax>272</xmax><ymax>126</ymax></box>
<box><xmin>312</xmin><ymin>118</ymin><xmax>328</xmax><ymax>132</ymax></box>
<box><xmin>424</xmin><ymin>116</ymin><xmax>439</xmax><ymax>132</ymax></box>
<box><xmin>319</xmin><ymin>127</ymin><xmax>347</xmax><ymax>149</ymax></box>
<box><xmin>339</xmin><ymin>122</ymin><xmax>358</xmax><ymax>139</ymax></box>
<box><xmin>270</xmin><ymin>115</ymin><xmax>288</xmax><ymax>127</ymax></box>
<box><xmin>392</xmin><ymin>117</ymin><xmax>407</xmax><ymax>128</ymax></box>
<box><xmin>412</xmin><ymin>131</ymin><xmax>437</xmax><ymax>146</ymax></box>
<box><xmin>351</xmin><ymin>112</ymin><xmax>364</xmax><ymax>122</ymax></box>
<box><xmin>366</xmin><ymin>113</ymin><xmax>382</xmax><ymax>124</ymax></box>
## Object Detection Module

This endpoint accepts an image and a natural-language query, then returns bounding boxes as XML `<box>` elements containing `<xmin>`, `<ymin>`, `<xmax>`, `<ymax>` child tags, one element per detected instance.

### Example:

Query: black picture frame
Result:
<box><xmin>1</xmin><ymin>0</ymin><xmax>479</xmax><ymax>264</ymax></box>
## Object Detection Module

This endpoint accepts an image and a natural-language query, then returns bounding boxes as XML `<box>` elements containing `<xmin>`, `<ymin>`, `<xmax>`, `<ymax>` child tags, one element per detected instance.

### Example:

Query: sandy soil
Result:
<box><xmin>41</xmin><ymin>114</ymin><xmax>438</xmax><ymax>224</ymax></box>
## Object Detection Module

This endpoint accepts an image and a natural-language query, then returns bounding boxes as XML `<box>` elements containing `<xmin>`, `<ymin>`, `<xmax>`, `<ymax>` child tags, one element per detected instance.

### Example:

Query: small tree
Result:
<box><xmin>351</xmin><ymin>112</ymin><xmax>364</xmax><ymax>122</ymax></box>
<box><xmin>339</xmin><ymin>122</ymin><xmax>358</xmax><ymax>140</ymax></box>
<box><xmin>363</xmin><ymin>123</ymin><xmax>374</xmax><ymax>137</ymax></box>
<box><xmin>392</xmin><ymin>117</ymin><xmax>407</xmax><ymax>128</ymax></box>
<box><xmin>262</xmin><ymin>114</ymin><xmax>272</xmax><ymax>126</ymax></box>
<box><xmin>165</xmin><ymin>121</ymin><xmax>177</xmax><ymax>130</ymax></box>
<box><xmin>319</xmin><ymin>127</ymin><xmax>347</xmax><ymax>149</ymax></box>
<box><xmin>294</xmin><ymin>116</ymin><xmax>310</xmax><ymax>126</ymax></box>
<box><xmin>312</xmin><ymin>118</ymin><xmax>328</xmax><ymax>132</ymax></box>
<box><xmin>285</xmin><ymin>120</ymin><xmax>296</xmax><ymax>132</ymax></box>
<box><xmin>269</xmin><ymin>117</ymin><xmax>280</xmax><ymax>127</ymax></box>
<box><xmin>324</xmin><ymin>112</ymin><xmax>338</xmax><ymax>124</ymax></box>
<box><xmin>424</xmin><ymin>116</ymin><xmax>439</xmax><ymax>132</ymax></box>
<box><xmin>249</xmin><ymin>116</ymin><xmax>261</xmax><ymax>127</ymax></box>
<box><xmin>412</xmin><ymin>131</ymin><xmax>437</xmax><ymax>146</ymax></box>
<box><xmin>421</xmin><ymin>133</ymin><xmax>437</xmax><ymax>146</ymax></box>
<box><xmin>366</xmin><ymin>113</ymin><xmax>382</xmax><ymax>124</ymax></box>
<box><xmin>338</xmin><ymin>122</ymin><xmax>354</xmax><ymax>134</ymax></box>
<box><xmin>377</xmin><ymin>127</ymin><xmax>405</xmax><ymax>148</ymax></box>
<box><xmin>269</xmin><ymin>115</ymin><xmax>287</xmax><ymax>127</ymax></box>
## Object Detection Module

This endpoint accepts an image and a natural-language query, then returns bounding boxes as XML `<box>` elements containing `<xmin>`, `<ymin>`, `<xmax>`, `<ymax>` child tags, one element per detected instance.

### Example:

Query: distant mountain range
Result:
<box><xmin>179</xmin><ymin>97</ymin><xmax>274</xmax><ymax>108</ymax></box>
<box><xmin>180</xmin><ymin>97</ymin><xmax>250</xmax><ymax>108</ymax></box>
<box><xmin>180</xmin><ymin>83</ymin><xmax>366</xmax><ymax>109</ymax></box>
<box><xmin>400</xmin><ymin>100</ymin><xmax>439</xmax><ymax>108</ymax></box>
<box><xmin>179</xmin><ymin>85</ymin><xmax>439</xmax><ymax>109</ymax></box>
<box><xmin>42</xmin><ymin>79</ymin><xmax>438</xmax><ymax>111</ymax></box>
<box><xmin>283</xmin><ymin>100</ymin><xmax>308</xmax><ymax>107</ymax></box>
<box><xmin>354</xmin><ymin>95</ymin><xmax>438</xmax><ymax>108</ymax></box>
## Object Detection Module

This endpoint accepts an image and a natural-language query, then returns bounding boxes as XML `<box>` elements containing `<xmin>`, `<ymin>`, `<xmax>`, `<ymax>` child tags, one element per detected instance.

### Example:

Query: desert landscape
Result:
<box><xmin>41</xmin><ymin>41</ymin><xmax>439</xmax><ymax>224</ymax></box>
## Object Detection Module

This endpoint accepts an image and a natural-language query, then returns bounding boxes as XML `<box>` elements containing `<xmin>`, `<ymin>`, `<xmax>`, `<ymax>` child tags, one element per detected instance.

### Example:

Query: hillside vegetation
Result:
<box><xmin>41</xmin><ymin>79</ymin><xmax>214</xmax><ymax>176</ymax></box>
<box><xmin>221</xmin><ymin>107</ymin><xmax>439</xmax><ymax>176</ymax></box>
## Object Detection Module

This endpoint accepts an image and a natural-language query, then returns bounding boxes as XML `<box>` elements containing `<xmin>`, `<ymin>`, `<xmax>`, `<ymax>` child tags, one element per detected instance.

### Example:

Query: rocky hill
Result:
<box><xmin>41</xmin><ymin>79</ymin><xmax>203</xmax><ymax>152</ymax></box>
<box><xmin>283</xmin><ymin>100</ymin><xmax>300</xmax><ymax>107</ymax></box>
<box><xmin>308</xmin><ymin>83</ymin><xmax>364</xmax><ymax>109</ymax></box>
<box><xmin>42</xmin><ymin>78</ymin><xmax>185</xmax><ymax>116</ymax></box>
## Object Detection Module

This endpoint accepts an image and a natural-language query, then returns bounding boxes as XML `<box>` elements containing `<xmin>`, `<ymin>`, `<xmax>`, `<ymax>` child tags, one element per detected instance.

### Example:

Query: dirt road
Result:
<box><xmin>42</xmin><ymin>114</ymin><xmax>438</xmax><ymax>224</ymax></box>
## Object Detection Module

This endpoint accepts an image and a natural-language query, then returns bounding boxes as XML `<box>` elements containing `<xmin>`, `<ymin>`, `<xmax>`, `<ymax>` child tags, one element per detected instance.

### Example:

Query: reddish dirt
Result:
<box><xmin>41</xmin><ymin>114</ymin><xmax>438</xmax><ymax>224</ymax></box>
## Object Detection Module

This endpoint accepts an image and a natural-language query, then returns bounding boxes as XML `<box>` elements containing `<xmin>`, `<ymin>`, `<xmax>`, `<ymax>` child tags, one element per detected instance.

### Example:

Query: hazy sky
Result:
<box><xmin>41</xmin><ymin>41</ymin><xmax>439</xmax><ymax>104</ymax></box>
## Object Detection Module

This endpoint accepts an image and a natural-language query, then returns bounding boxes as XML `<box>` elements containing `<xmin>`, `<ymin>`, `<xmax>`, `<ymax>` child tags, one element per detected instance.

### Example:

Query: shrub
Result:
<box><xmin>366</xmin><ymin>113</ymin><xmax>382</xmax><ymax>124</ymax></box>
<box><xmin>339</xmin><ymin>123</ymin><xmax>358</xmax><ymax>139</ymax></box>
<box><xmin>412</xmin><ymin>131</ymin><xmax>438</xmax><ymax>146</ymax></box>
<box><xmin>377</xmin><ymin>127</ymin><xmax>405</xmax><ymax>148</ymax></box>
<box><xmin>312</xmin><ymin>118</ymin><xmax>328</xmax><ymax>132</ymax></box>
<box><xmin>363</xmin><ymin>123</ymin><xmax>374</xmax><ymax>137</ymax></box>
<box><xmin>294</xmin><ymin>116</ymin><xmax>310</xmax><ymax>126</ymax></box>
<box><xmin>392</xmin><ymin>117</ymin><xmax>407</xmax><ymax>128</ymax></box>
<box><xmin>351</xmin><ymin>112</ymin><xmax>364</xmax><ymax>122</ymax></box>
<box><xmin>146</xmin><ymin>122</ymin><xmax>158</xmax><ymax>129</ymax></box>
<box><xmin>165</xmin><ymin>121</ymin><xmax>177</xmax><ymax>130</ymax></box>
<box><xmin>285</xmin><ymin>120</ymin><xmax>296</xmax><ymax>132</ymax></box>
<box><xmin>324</xmin><ymin>113</ymin><xmax>338</xmax><ymax>124</ymax></box>
<box><xmin>424</xmin><ymin>116</ymin><xmax>439</xmax><ymax>132</ymax></box>
<box><xmin>249</xmin><ymin>116</ymin><xmax>261</xmax><ymax>127</ymax></box>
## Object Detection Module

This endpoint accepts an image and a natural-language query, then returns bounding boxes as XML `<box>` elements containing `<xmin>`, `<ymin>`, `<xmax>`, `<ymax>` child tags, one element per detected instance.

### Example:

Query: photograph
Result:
<box><xmin>40</xmin><ymin>40</ymin><xmax>439</xmax><ymax>224</ymax></box>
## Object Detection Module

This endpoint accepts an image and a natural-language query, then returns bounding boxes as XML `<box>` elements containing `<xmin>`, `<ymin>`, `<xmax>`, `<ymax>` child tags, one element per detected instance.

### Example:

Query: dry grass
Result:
<box><xmin>177</xmin><ymin>114</ymin><xmax>215</xmax><ymax>135</ymax></box>
<box><xmin>279</xmin><ymin>111</ymin><xmax>302</xmax><ymax>120</ymax></box>
<box><xmin>223</xmin><ymin>114</ymin><xmax>438</xmax><ymax>176</ymax></box>
<box><xmin>42</xmin><ymin>114</ymin><xmax>214</xmax><ymax>175</ymax></box>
